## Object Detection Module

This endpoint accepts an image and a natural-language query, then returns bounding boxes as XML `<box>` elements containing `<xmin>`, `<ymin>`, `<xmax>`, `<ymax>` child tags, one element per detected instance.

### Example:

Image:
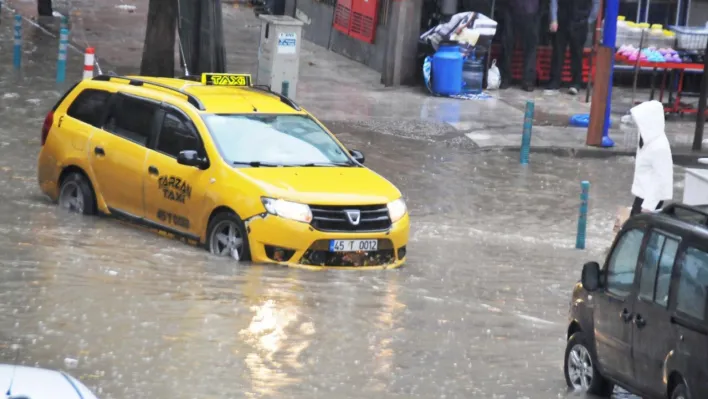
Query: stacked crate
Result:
<box><xmin>488</xmin><ymin>45</ymin><xmax>594</xmax><ymax>84</ymax></box>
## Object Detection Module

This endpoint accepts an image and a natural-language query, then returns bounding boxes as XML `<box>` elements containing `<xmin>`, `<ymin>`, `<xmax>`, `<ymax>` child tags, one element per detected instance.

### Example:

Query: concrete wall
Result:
<box><xmin>285</xmin><ymin>0</ymin><xmax>390</xmax><ymax>72</ymax></box>
<box><xmin>329</xmin><ymin>25</ymin><xmax>389</xmax><ymax>71</ymax></box>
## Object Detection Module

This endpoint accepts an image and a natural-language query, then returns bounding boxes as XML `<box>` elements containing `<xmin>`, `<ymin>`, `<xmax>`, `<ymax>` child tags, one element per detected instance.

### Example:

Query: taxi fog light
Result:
<box><xmin>387</xmin><ymin>198</ymin><xmax>407</xmax><ymax>223</ymax></box>
<box><xmin>261</xmin><ymin>197</ymin><xmax>313</xmax><ymax>223</ymax></box>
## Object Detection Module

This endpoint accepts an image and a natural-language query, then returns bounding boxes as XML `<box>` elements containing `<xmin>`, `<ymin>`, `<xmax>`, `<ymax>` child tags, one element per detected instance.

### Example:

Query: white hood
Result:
<box><xmin>0</xmin><ymin>364</ymin><xmax>98</xmax><ymax>399</ymax></box>
<box><xmin>630</xmin><ymin>100</ymin><xmax>674</xmax><ymax>210</ymax></box>
<box><xmin>631</xmin><ymin>100</ymin><xmax>666</xmax><ymax>147</ymax></box>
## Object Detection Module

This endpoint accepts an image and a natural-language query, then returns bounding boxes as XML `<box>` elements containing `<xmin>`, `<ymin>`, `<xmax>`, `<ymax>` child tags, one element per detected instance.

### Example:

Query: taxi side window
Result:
<box><xmin>156</xmin><ymin>112</ymin><xmax>201</xmax><ymax>158</ymax></box>
<box><xmin>104</xmin><ymin>96</ymin><xmax>157</xmax><ymax>147</ymax></box>
<box><xmin>67</xmin><ymin>89</ymin><xmax>112</xmax><ymax>127</ymax></box>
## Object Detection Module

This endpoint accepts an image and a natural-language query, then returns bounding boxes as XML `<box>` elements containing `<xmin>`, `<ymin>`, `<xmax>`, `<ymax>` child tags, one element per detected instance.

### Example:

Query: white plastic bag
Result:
<box><xmin>486</xmin><ymin>59</ymin><xmax>500</xmax><ymax>90</ymax></box>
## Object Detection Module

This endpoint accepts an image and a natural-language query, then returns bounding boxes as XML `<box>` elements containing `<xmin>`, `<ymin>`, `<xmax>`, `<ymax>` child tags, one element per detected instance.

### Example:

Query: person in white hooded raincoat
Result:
<box><xmin>629</xmin><ymin>100</ymin><xmax>674</xmax><ymax>216</ymax></box>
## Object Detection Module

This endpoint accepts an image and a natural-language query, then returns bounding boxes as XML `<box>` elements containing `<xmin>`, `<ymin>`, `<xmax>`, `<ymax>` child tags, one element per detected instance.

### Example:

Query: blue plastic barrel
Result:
<box><xmin>432</xmin><ymin>41</ymin><xmax>463</xmax><ymax>96</ymax></box>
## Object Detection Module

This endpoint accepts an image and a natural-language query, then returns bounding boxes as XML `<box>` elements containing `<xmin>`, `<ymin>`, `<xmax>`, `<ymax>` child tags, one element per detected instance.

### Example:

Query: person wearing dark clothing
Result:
<box><xmin>546</xmin><ymin>0</ymin><xmax>599</xmax><ymax>94</ymax></box>
<box><xmin>499</xmin><ymin>0</ymin><xmax>540</xmax><ymax>91</ymax></box>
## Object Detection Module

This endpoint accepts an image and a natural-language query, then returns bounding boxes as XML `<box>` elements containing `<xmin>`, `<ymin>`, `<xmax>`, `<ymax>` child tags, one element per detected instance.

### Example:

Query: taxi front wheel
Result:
<box><xmin>206</xmin><ymin>211</ymin><xmax>252</xmax><ymax>261</ymax></box>
<box><xmin>58</xmin><ymin>172</ymin><xmax>96</xmax><ymax>215</ymax></box>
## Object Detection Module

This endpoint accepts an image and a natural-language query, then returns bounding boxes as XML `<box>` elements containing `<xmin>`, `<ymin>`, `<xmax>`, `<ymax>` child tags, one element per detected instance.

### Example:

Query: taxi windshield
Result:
<box><xmin>203</xmin><ymin>114</ymin><xmax>354</xmax><ymax>166</ymax></box>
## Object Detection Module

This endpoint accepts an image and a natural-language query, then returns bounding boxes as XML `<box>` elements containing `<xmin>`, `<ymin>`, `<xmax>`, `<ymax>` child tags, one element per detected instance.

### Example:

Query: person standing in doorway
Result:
<box><xmin>545</xmin><ymin>0</ymin><xmax>599</xmax><ymax>95</ymax></box>
<box><xmin>499</xmin><ymin>0</ymin><xmax>540</xmax><ymax>91</ymax></box>
<box><xmin>629</xmin><ymin>100</ymin><xmax>674</xmax><ymax>216</ymax></box>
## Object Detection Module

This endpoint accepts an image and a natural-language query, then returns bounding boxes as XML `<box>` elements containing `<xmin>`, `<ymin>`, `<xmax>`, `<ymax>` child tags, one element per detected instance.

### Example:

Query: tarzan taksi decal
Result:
<box><xmin>158</xmin><ymin>175</ymin><xmax>192</xmax><ymax>203</ymax></box>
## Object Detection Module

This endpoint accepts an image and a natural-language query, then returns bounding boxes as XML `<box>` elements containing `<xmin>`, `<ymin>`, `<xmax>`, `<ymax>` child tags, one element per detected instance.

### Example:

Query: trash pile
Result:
<box><xmin>420</xmin><ymin>11</ymin><xmax>498</xmax><ymax>99</ymax></box>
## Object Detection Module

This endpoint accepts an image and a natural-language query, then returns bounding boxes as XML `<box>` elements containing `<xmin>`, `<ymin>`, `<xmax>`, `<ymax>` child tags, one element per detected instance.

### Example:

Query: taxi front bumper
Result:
<box><xmin>244</xmin><ymin>213</ymin><xmax>410</xmax><ymax>269</ymax></box>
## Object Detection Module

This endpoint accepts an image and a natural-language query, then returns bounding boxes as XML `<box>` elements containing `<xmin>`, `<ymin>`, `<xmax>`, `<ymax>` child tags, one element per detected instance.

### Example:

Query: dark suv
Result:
<box><xmin>564</xmin><ymin>203</ymin><xmax>708</xmax><ymax>399</ymax></box>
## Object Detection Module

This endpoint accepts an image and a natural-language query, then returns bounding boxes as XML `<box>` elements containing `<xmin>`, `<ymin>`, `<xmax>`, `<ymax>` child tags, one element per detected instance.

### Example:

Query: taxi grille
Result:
<box><xmin>309</xmin><ymin>204</ymin><xmax>391</xmax><ymax>232</ymax></box>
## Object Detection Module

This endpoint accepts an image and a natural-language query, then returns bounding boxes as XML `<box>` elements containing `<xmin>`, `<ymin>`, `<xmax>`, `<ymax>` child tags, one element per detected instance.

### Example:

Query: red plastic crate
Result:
<box><xmin>490</xmin><ymin>44</ymin><xmax>595</xmax><ymax>83</ymax></box>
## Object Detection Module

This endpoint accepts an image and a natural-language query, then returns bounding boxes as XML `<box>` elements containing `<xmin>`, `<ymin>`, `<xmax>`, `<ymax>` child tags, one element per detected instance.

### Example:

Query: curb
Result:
<box><xmin>474</xmin><ymin>145</ymin><xmax>708</xmax><ymax>167</ymax></box>
<box><xmin>473</xmin><ymin>146</ymin><xmax>635</xmax><ymax>159</ymax></box>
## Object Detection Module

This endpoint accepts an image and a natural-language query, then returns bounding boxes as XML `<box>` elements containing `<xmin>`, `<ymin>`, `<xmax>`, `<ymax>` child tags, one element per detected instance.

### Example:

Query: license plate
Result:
<box><xmin>329</xmin><ymin>239</ymin><xmax>378</xmax><ymax>252</ymax></box>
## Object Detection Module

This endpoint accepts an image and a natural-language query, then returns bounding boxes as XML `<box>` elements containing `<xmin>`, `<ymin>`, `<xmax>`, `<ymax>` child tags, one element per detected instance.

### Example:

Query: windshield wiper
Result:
<box><xmin>233</xmin><ymin>161</ymin><xmax>279</xmax><ymax>167</ymax></box>
<box><xmin>297</xmin><ymin>162</ymin><xmax>355</xmax><ymax>167</ymax></box>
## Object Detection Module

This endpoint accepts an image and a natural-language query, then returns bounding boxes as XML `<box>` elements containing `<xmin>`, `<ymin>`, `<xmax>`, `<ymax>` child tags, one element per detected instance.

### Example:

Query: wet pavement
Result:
<box><xmin>0</xmin><ymin>10</ymin><xmax>689</xmax><ymax>399</ymax></box>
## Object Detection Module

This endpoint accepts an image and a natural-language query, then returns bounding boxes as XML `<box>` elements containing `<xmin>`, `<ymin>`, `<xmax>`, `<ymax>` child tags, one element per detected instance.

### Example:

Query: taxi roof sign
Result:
<box><xmin>201</xmin><ymin>73</ymin><xmax>252</xmax><ymax>87</ymax></box>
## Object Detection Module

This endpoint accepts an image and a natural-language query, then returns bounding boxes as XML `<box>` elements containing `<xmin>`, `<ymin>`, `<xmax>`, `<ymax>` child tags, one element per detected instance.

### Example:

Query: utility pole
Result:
<box><xmin>177</xmin><ymin>0</ymin><xmax>226</xmax><ymax>75</ymax></box>
<box><xmin>37</xmin><ymin>0</ymin><xmax>53</xmax><ymax>17</ymax></box>
<box><xmin>382</xmin><ymin>0</ymin><xmax>423</xmax><ymax>86</ymax></box>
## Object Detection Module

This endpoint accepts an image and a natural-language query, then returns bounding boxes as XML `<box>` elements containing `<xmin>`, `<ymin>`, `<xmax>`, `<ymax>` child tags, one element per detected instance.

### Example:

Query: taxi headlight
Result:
<box><xmin>261</xmin><ymin>197</ymin><xmax>313</xmax><ymax>223</ymax></box>
<box><xmin>387</xmin><ymin>198</ymin><xmax>407</xmax><ymax>223</ymax></box>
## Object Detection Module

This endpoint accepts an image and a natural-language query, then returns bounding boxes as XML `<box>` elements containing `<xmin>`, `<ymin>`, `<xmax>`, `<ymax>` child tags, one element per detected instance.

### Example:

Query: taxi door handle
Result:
<box><xmin>94</xmin><ymin>146</ymin><xmax>105</xmax><ymax>156</ymax></box>
<box><xmin>148</xmin><ymin>166</ymin><xmax>159</xmax><ymax>176</ymax></box>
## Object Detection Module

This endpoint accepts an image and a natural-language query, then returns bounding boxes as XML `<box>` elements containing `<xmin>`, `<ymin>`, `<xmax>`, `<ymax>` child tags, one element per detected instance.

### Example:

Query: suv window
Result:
<box><xmin>67</xmin><ymin>89</ymin><xmax>112</xmax><ymax>127</ymax></box>
<box><xmin>639</xmin><ymin>231</ymin><xmax>679</xmax><ymax>306</ymax></box>
<box><xmin>104</xmin><ymin>96</ymin><xmax>157</xmax><ymax>146</ymax></box>
<box><xmin>606</xmin><ymin>229</ymin><xmax>645</xmax><ymax>297</ymax></box>
<box><xmin>156</xmin><ymin>112</ymin><xmax>201</xmax><ymax>158</ymax></box>
<box><xmin>676</xmin><ymin>247</ymin><xmax>708</xmax><ymax>320</ymax></box>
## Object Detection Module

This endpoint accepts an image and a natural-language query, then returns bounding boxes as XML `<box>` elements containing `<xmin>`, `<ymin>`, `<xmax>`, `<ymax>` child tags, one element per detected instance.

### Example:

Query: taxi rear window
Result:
<box><xmin>67</xmin><ymin>89</ymin><xmax>112</xmax><ymax>127</ymax></box>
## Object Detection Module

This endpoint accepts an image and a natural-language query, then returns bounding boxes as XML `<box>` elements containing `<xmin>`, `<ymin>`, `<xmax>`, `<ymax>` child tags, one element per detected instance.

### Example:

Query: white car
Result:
<box><xmin>1</xmin><ymin>364</ymin><xmax>98</xmax><ymax>399</ymax></box>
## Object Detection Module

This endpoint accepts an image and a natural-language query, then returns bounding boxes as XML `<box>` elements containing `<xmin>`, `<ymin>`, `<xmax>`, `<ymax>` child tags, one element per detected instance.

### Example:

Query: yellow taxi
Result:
<box><xmin>37</xmin><ymin>73</ymin><xmax>409</xmax><ymax>269</ymax></box>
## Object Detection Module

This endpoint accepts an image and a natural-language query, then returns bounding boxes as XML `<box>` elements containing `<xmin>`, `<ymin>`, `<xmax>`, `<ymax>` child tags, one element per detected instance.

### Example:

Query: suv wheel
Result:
<box><xmin>58</xmin><ymin>172</ymin><xmax>96</xmax><ymax>215</ymax></box>
<box><xmin>564</xmin><ymin>332</ymin><xmax>614</xmax><ymax>396</ymax></box>
<box><xmin>671</xmin><ymin>382</ymin><xmax>689</xmax><ymax>399</ymax></box>
<box><xmin>206</xmin><ymin>211</ymin><xmax>251</xmax><ymax>261</ymax></box>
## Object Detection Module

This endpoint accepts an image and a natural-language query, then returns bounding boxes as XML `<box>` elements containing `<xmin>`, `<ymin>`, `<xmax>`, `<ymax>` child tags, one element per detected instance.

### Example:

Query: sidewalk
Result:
<box><xmin>3</xmin><ymin>0</ymin><xmax>708</xmax><ymax>162</ymax></box>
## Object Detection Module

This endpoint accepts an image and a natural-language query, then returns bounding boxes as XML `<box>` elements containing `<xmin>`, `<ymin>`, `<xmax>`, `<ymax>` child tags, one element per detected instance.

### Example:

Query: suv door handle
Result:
<box><xmin>94</xmin><ymin>146</ymin><xmax>105</xmax><ymax>156</ymax></box>
<box><xmin>634</xmin><ymin>314</ymin><xmax>647</xmax><ymax>328</ymax></box>
<box><xmin>148</xmin><ymin>166</ymin><xmax>159</xmax><ymax>176</ymax></box>
<box><xmin>620</xmin><ymin>308</ymin><xmax>633</xmax><ymax>323</ymax></box>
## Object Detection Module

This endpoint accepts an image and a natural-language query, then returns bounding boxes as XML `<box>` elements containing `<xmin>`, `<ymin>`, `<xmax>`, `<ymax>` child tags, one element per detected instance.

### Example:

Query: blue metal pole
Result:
<box><xmin>520</xmin><ymin>100</ymin><xmax>534</xmax><ymax>165</ymax></box>
<box><xmin>57</xmin><ymin>28</ymin><xmax>69</xmax><ymax>83</ymax></box>
<box><xmin>600</xmin><ymin>0</ymin><xmax>619</xmax><ymax>147</ymax></box>
<box><xmin>60</xmin><ymin>15</ymin><xmax>69</xmax><ymax>32</ymax></box>
<box><xmin>13</xmin><ymin>15</ymin><xmax>22</xmax><ymax>69</ymax></box>
<box><xmin>576</xmin><ymin>180</ymin><xmax>590</xmax><ymax>249</ymax></box>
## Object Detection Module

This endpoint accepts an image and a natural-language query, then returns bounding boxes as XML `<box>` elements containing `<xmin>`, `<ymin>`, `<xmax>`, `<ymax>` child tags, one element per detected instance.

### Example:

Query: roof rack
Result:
<box><xmin>661</xmin><ymin>203</ymin><xmax>708</xmax><ymax>224</ymax></box>
<box><xmin>251</xmin><ymin>85</ymin><xmax>301</xmax><ymax>111</ymax></box>
<box><xmin>93</xmin><ymin>75</ymin><xmax>206</xmax><ymax>110</ymax></box>
<box><xmin>175</xmin><ymin>75</ymin><xmax>301</xmax><ymax>111</ymax></box>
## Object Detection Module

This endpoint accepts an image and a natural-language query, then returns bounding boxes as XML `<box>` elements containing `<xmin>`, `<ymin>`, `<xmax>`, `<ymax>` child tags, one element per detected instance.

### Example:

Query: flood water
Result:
<box><xmin>0</xmin><ymin>11</ymin><xmax>661</xmax><ymax>399</ymax></box>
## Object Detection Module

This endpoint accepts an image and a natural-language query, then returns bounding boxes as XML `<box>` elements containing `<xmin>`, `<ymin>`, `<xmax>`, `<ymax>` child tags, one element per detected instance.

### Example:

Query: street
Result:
<box><xmin>0</xmin><ymin>9</ymin><xmax>686</xmax><ymax>399</ymax></box>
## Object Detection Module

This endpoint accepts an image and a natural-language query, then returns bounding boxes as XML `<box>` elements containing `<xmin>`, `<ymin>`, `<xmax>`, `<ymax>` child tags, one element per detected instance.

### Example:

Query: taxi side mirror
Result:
<box><xmin>177</xmin><ymin>150</ymin><xmax>205</xmax><ymax>168</ymax></box>
<box><xmin>350</xmin><ymin>150</ymin><xmax>365</xmax><ymax>164</ymax></box>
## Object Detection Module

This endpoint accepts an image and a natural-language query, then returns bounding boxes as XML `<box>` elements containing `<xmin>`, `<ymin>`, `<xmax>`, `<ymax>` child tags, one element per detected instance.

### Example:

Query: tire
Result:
<box><xmin>564</xmin><ymin>332</ymin><xmax>614</xmax><ymax>397</ymax></box>
<box><xmin>671</xmin><ymin>382</ymin><xmax>690</xmax><ymax>399</ymax></box>
<box><xmin>58</xmin><ymin>172</ymin><xmax>96</xmax><ymax>215</ymax></box>
<box><xmin>205</xmin><ymin>211</ymin><xmax>251</xmax><ymax>261</ymax></box>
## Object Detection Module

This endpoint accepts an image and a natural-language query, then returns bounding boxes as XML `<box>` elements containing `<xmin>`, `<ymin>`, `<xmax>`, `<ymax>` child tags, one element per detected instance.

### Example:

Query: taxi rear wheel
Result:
<box><xmin>58</xmin><ymin>172</ymin><xmax>96</xmax><ymax>215</ymax></box>
<box><xmin>206</xmin><ymin>211</ymin><xmax>251</xmax><ymax>261</ymax></box>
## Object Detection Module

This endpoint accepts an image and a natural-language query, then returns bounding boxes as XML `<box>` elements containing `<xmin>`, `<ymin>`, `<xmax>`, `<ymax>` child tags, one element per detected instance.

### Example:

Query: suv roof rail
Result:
<box><xmin>174</xmin><ymin>76</ymin><xmax>301</xmax><ymax>111</ymax></box>
<box><xmin>93</xmin><ymin>75</ymin><xmax>206</xmax><ymax>110</ymax></box>
<box><xmin>251</xmin><ymin>84</ymin><xmax>301</xmax><ymax>111</ymax></box>
<box><xmin>661</xmin><ymin>202</ymin><xmax>708</xmax><ymax>223</ymax></box>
